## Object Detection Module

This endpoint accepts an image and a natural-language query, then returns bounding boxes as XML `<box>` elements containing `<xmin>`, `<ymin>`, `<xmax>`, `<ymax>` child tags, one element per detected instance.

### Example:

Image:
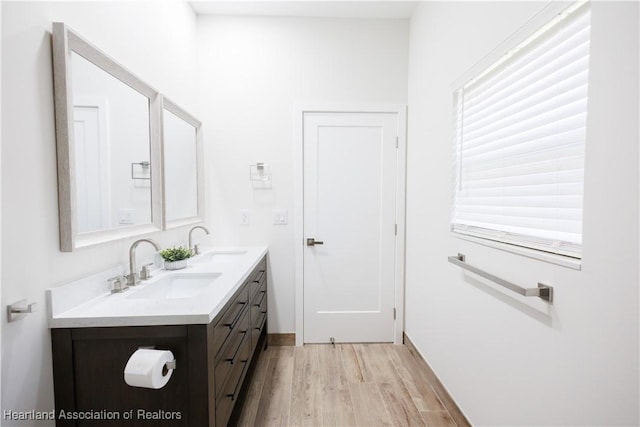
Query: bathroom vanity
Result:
<box><xmin>48</xmin><ymin>247</ymin><xmax>268</xmax><ymax>426</ymax></box>
<box><xmin>49</xmin><ymin>23</ymin><xmax>267</xmax><ymax>426</ymax></box>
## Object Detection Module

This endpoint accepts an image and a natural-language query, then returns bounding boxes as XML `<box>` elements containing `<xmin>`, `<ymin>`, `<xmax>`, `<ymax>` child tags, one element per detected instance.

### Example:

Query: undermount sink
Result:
<box><xmin>191</xmin><ymin>250</ymin><xmax>247</xmax><ymax>265</ymax></box>
<box><xmin>127</xmin><ymin>273</ymin><xmax>221</xmax><ymax>299</ymax></box>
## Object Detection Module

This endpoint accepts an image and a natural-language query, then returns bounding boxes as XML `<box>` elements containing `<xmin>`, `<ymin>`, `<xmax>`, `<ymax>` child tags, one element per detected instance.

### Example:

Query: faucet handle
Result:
<box><xmin>108</xmin><ymin>275</ymin><xmax>128</xmax><ymax>294</ymax></box>
<box><xmin>140</xmin><ymin>263</ymin><xmax>154</xmax><ymax>280</ymax></box>
<box><xmin>193</xmin><ymin>244</ymin><xmax>201</xmax><ymax>256</ymax></box>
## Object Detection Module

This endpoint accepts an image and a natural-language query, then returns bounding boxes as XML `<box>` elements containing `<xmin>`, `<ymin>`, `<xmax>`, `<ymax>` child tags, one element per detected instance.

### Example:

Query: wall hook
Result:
<box><xmin>7</xmin><ymin>299</ymin><xmax>37</xmax><ymax>322</ymax></box>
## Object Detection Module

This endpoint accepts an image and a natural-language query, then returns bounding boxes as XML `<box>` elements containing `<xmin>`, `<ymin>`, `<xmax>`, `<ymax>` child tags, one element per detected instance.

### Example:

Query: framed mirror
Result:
<box><xmin>161</xmin><ymin>97</ymin><xmax>204</xmax><ymax>229</ymax></box>
<box><xmin>52</xmin><ymin>23</ymin><xmax>163</xmax><ymax>251</ymax></box>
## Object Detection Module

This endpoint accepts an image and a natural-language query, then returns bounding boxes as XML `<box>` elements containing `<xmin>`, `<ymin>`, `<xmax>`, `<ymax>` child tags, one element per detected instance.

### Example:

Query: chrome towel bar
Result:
<box><xmin>448</xmin><ymin>253</ymin><xmax>553</xmax><ymax>302</ymax></box>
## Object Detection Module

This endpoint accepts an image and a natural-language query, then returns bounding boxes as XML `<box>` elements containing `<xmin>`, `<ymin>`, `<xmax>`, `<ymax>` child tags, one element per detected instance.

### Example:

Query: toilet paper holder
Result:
<box><xmin>139</xmin><ymin>346</ymin><xmax>176</xmax><ymax>371</ymax></box>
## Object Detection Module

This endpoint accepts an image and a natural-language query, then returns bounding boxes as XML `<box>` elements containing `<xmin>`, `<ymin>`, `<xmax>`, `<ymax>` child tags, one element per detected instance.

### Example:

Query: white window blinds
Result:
<box><xmin>451</xmin><ymin>1</ymin><xmax>591</xmax><ymax>259</ymax></box>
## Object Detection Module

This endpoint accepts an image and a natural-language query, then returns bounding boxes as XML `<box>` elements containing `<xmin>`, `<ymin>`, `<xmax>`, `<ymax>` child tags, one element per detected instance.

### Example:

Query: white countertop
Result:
<box><xmin>47</xmin><ymin>246</ymin><xmax>268</xmax><ymax>328</ymax></box>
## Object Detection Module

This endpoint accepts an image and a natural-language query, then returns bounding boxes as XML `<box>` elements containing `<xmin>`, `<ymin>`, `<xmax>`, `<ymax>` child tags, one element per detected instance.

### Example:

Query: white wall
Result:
<box><xmin>405</xmin><ymin>1</ymin><xmax>639</xmax><ymax>425</ymax></box>
<box><xmin>197</xmin><ymin>16</ymin><xmax>409</xmax><ymax>333</ymax></box>
<box><xmin>1</xmin><ymin>2</ymin><xmax>198</xmax><ymax>424</ymax></box>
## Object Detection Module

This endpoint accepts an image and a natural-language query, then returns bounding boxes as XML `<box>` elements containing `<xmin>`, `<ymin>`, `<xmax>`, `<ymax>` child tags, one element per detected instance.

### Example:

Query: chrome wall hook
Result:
<box><xmin>7</xmin><ymin>299</ymin><xmax>37</xmax><ymax>322</ymax></box>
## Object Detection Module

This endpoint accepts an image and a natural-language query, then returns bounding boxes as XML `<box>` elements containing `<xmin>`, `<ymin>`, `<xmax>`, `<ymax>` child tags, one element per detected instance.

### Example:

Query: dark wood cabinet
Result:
<box><xmin>51</xmin><ymin>256</ymin><xmax>268</xmax><ymax>426</ymax></box>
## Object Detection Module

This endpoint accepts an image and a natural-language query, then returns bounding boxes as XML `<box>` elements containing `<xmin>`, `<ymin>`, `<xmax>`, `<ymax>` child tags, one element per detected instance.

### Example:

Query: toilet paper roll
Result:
<box><xmin>124</xmin><ymin>349</ymin><xmax>175</xmax><ymax>389</ymax></box>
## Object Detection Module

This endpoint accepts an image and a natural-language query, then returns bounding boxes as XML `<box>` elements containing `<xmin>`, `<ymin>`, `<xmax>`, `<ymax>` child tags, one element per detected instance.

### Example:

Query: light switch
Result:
<box><xmin>240</xmin><ymin>209</ymin><xmax>250</xmax><ymax>225</ymax></box>
<box><xmin>272</xmin><ymin>209</ymin><xmax>288</xmax><ymax>225</ymax></box>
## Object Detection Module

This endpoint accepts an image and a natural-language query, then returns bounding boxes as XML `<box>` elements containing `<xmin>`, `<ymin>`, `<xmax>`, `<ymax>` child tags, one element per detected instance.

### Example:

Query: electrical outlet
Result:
<box><xmin>272</xmin><ymin>209</ymin><xmax>288</xmax><ymax>225</ymax></box>
<box><xmin>239</xmin><ymin>209</ymin><xmax>250</xmax><ymax>225</ymax></box>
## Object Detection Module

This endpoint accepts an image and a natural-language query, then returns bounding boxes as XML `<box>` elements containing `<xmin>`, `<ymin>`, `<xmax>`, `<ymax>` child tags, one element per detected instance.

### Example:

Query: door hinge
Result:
<box><xmin>393</xmin><ymin>308</ymin><xmax>397</xmax><ymax>320</ymax></box>
<box><xmin>396</xmin><ymin>136</ymin><xmax>399</xmax><ymax>148</ymax></box>
<box><xmin>395</xmin><ymin>224</ymin><xmax>397</xmax><ymax>235</ymax></box>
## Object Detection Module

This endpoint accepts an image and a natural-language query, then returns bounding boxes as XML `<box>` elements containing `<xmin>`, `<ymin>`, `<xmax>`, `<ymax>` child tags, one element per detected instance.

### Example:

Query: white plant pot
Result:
<box><xmin>164</xmin><ymin>259</ymin><xmax>187</xmax><ymax>270</ymax></box>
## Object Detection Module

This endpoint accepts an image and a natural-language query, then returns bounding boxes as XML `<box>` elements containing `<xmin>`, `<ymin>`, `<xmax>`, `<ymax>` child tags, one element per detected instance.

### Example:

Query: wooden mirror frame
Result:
<box><xmin>52</xmin><ymin>22</ymin><xmax>163</xmax><ymax>251</ymax></box>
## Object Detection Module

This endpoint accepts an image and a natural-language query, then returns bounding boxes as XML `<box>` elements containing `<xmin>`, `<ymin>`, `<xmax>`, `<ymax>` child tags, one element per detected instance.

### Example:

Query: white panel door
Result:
<box><xmin>303</xmin><ymin>111</ymin><xmax>398</xmax><ymax>343</ymax></box>
<box><xmin>74</xmin><ymin>105</ymin><xmax>110</xmax><ymax>233</ymax></box>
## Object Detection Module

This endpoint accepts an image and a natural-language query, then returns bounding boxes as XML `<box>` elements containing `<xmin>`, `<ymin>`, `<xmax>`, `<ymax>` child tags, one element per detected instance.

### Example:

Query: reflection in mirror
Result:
<box><xmin>161</xmin><ymin>98</ymin><xmax>204</xmax><ymax>229</ymax></box>
<box><xmin>164</xmin><ymin>110</ymin><xmax>197</xmax><ymax>221</ymax></box>
<box><xmin>71</xmin><ymin>52</ymin><xmax>152</xmax><ymax>233</ymax></box>
<box><xmin>52</xmin><ymin>23</ymin><xmax>162</xmax><ymax>251</ymax></box>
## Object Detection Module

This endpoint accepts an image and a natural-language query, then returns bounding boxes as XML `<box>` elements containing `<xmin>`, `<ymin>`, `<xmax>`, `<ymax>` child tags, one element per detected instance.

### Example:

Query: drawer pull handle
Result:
<box><xmin>253</xmin><ymin>291</ymin><xmax>265</xmax><ymax>307</ymax></box>
<box><xmin>223</xmin><ymin>301</ymin><xmax>247</xmax><ymax>330</ymax></box>
<box><xmin>252</xmin><ymin>270</ymin><xmax>265</xmax><ymax>283</ymax></box>
<box><xmin>226</xmin><ymin>360</ymin><xmax>249</xmax><ymax>401</ymax></box>
<box><xmin>254</xmin><ymin>317</ymin><xmax>266</xmax><ymax>331</ymax></box>
<box><xmin>226</xmin><ymin>331</ymin><xmax>248</xmax><ymax>365</ymax></box>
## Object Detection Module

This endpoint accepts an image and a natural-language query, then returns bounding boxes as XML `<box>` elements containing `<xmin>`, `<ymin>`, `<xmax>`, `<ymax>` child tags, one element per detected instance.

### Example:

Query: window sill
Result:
<box><xmin>452</xmin><ymin>232</ymin><xmax>582</xmax><ymax>270</ymax></box>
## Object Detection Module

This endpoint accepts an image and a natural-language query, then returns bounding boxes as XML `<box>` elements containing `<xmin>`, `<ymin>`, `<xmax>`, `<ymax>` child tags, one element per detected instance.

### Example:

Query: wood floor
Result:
<box><xmin>237</xmin><ymin>343</ymin><xmax>458</xmax><ymax>426</ymax></box>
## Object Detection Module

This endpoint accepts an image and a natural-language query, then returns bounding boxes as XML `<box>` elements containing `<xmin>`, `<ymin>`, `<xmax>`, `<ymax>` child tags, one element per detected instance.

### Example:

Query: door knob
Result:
<box><xmin>306</xmin><ymin>238</ymin><xmax>324</xmax><ymax>246</ymax></box>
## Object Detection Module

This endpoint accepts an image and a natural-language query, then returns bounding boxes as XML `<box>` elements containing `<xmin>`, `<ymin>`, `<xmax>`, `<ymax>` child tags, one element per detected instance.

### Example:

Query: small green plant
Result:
<box><xmin>160</xmin><ymin>246</ymin><xmax>193</xmax><ymax>262</ymax></box>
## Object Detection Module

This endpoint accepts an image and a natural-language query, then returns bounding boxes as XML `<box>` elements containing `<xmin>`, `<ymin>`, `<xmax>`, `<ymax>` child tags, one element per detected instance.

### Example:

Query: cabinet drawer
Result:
<box><xmin>249</xmin><ymin>269</ymin><xmax>266</xmax><ymax>301</ymax></box>
<box><xmin>214</xmin><ymin>308</ymin><xmax>249</xmax><ymax>395</ymax></box>
<box><xmin>251</xmin><ymin>311</ymin><xmax>267</xmax><ymax>352</ymax></box>
<box><xmin>213</xmin><ymin>287</ymin><xmax>249</xmax><ymax>358</ymax></box>
<box><xmin>251</xmin><ymin>279</ymin><xmax>266</xmax><ymax>304</ymax></box>
<box><xmin>250</xmin><ymin>286</ymin><xmax>267</xmax><ymax>329</ymax></box>
<box><xmin>251</xmin><ymin>258</ymin><xmax>266</xmax><ymax>281</ymax></box>
<box><xmin>215</xmin><ymin>331</ymin><xmax>251</xmax><ymax>427</ymax></box>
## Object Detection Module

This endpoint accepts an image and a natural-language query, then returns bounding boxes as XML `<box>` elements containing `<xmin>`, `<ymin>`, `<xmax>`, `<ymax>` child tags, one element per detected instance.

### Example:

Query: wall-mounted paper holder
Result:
<box><xmin>138</xmin><ymin>346</ymin><xmax>177</xmax><ymax>371</ymax></box>
<box><xmin>7</xmin><ymin>299</ymin><xmax>37</xmax><ymax>322</ymax></box>
<box><xmin>249</xmin><ymin>163</ymin><xmax>272</xmax><ymax>188</ymax></box>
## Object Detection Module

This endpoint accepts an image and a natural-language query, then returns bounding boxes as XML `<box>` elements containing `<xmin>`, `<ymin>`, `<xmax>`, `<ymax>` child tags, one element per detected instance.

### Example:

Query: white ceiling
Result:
<box><xmin>189</xmin><ymin>1</ymin><xmax>419</xmax><ymax>19</ymax></box>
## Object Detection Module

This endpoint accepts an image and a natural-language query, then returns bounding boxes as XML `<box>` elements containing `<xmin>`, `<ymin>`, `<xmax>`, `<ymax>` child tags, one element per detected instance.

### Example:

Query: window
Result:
<box><xmin>451</xmin><ymin>1</ymin><xmax>591</xmax><ymax>259</ymax></box>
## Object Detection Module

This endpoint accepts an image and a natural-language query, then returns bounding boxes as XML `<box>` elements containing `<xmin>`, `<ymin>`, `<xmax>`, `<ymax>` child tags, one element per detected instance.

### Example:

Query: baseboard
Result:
<box><xmin>403</xmin><ymin>333</ymin><xmax>471</xmax><ymax>427</ymax></box>
<box><xmin>267</xmin><ymin>333</ymin><xmax>295</xmax><ymax>346</ymax></box>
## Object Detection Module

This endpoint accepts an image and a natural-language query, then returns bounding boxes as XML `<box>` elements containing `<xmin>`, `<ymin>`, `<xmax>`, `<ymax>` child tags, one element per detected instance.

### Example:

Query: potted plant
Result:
<box><xmin>160</xmin><ymin>246</ymin><xmax>193</xmax><ymax>270</ymax></box>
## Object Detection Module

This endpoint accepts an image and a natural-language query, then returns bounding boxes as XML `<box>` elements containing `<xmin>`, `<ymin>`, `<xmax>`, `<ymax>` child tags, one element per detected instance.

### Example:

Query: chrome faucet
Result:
<box><xmin>188</xmin><ymin>225</ymin><xmax>210</xmax><ymax>255</ymax></box>
<box><xmin>127</xmin><ymin>238</ymin><xmax>161</xmax><ymax>286</ymax></box>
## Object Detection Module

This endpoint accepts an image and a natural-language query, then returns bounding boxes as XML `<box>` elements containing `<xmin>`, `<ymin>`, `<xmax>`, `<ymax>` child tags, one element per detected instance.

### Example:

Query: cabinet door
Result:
<box><xmin>71</xmin><ymin>330</ymin><xmax>189</xmax><ymax>426</ymax></box>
